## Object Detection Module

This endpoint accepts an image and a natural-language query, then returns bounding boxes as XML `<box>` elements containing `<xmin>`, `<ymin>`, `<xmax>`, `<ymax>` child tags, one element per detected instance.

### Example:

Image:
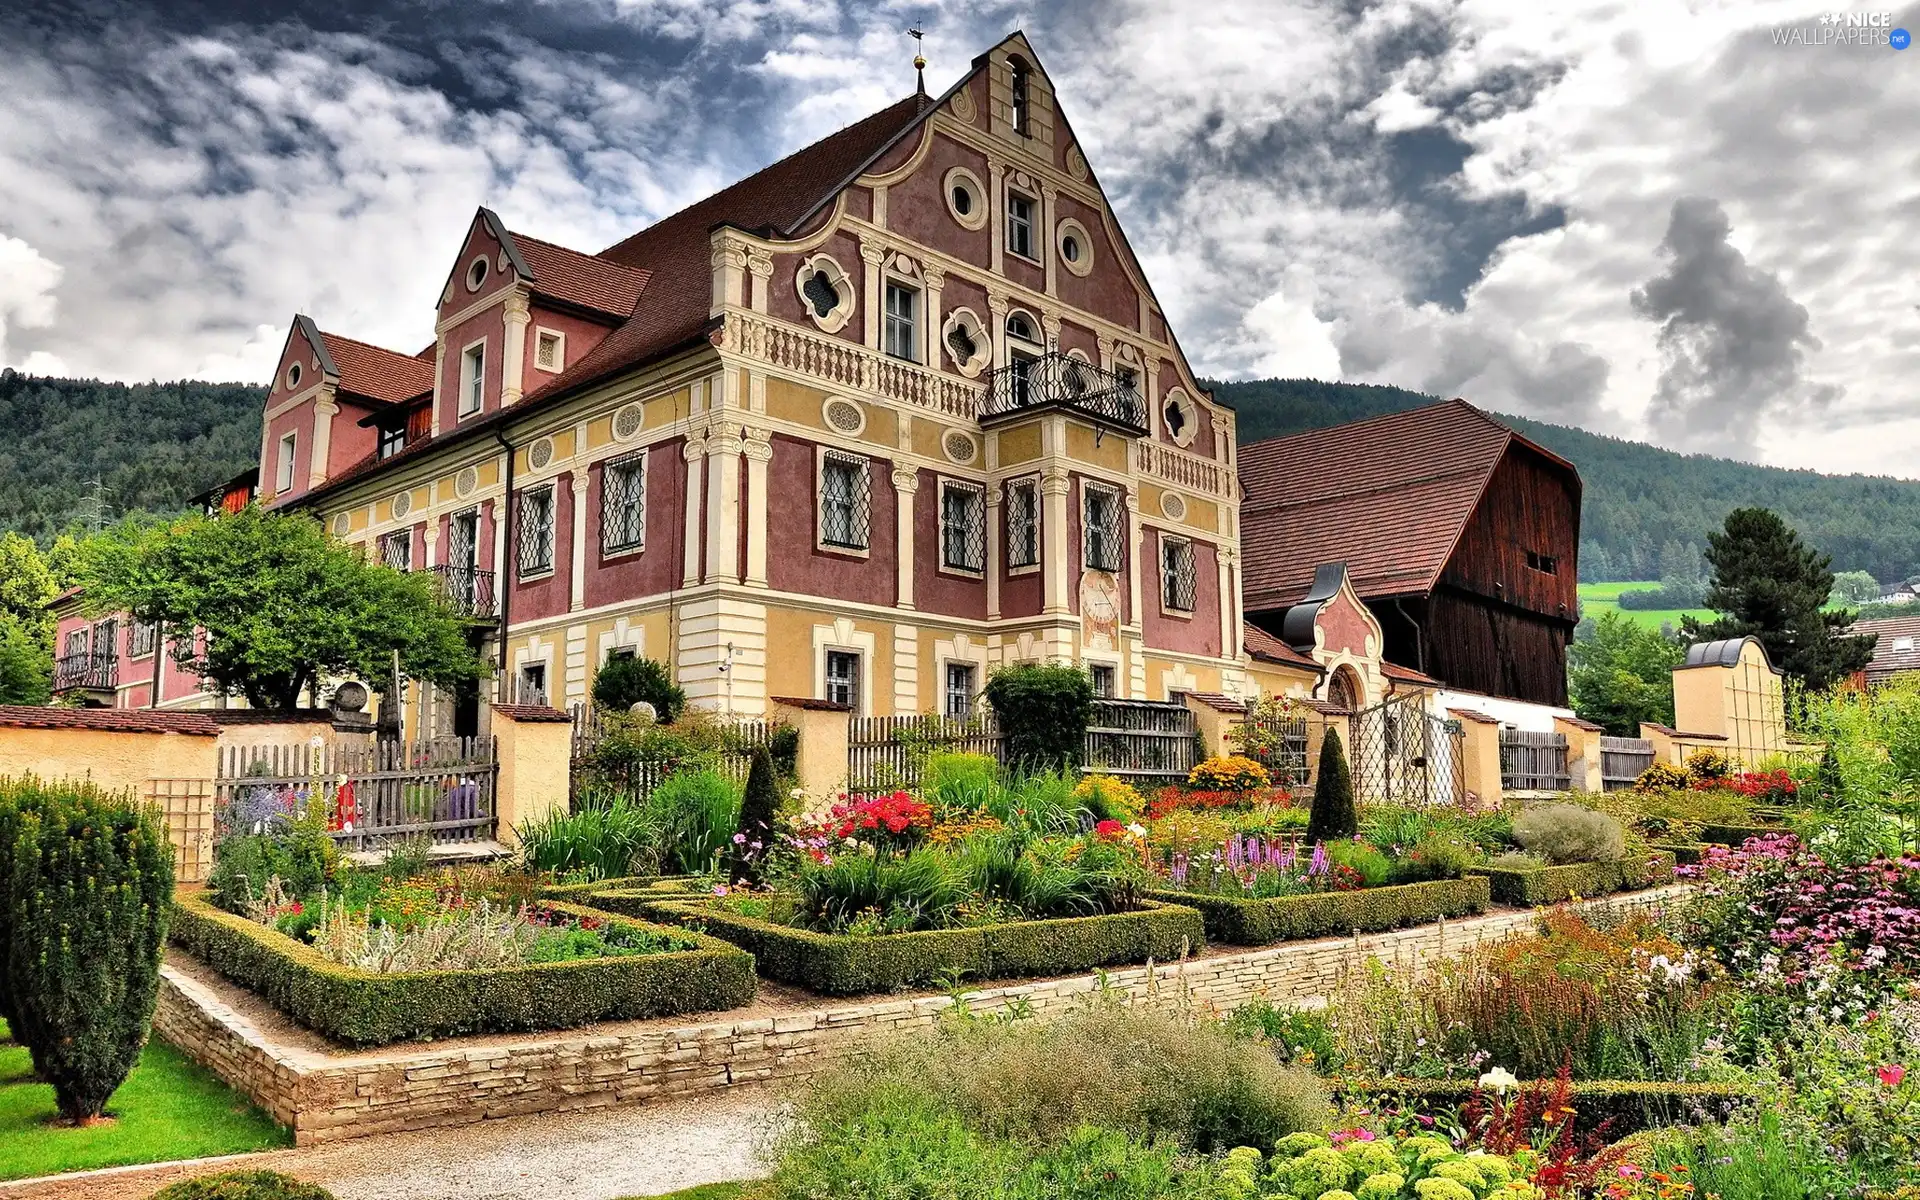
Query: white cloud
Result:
<box><xmin>0</xmin><ymin>233</ymin><xmax>62</xmax><ymax>370</ymax></box>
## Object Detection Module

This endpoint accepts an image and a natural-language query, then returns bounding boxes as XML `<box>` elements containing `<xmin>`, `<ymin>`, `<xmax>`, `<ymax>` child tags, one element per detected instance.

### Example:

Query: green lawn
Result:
<box><xmin>620</xmin><ymin>1185</ymin><xmax>749</xmax><ymax>1200</ymax></box>
<box><xmin>0</xmin><ymin>1019</ymin><xmax>290</xmax><ymax>1181</ymax></box>
<box><xmin>1578</xmin><ymin>581</ymin><xmax>1714</xmax><ymax>632</ymax></box>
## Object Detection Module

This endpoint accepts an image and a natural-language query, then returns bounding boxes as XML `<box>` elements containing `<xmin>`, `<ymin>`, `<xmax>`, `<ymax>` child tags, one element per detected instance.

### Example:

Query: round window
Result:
<box><xmin>466</xmin><ymin>258</ymin><xmax>488</xmax><ymax>291</ymax></box>
<box><xmin>951</xmin><ymin>184</ymin><xmax>973</xmax><ymax>216</ymax></box>
<box><xmin>1062</xmin><ymin>235</ymin><xmax>1081</xmax><ymax>263</ymax></box>
<box><xmin>285</xmin><ymin>362</ymin><xmax>302</xmax><ymax>389</ymax></box>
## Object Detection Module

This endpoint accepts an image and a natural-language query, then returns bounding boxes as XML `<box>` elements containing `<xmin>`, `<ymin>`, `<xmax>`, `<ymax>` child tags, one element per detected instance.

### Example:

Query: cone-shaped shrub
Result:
<box><xmin>5</xmin><ymin>785</ymin><xmax>174</xmax><ymax>1122</ymax></box>
<box><xmin>1305</xmin><ymin>726</ymin><xmax>1356</xmax><ymax>844</ymax></box>
<box><xmin>729</xmin><ymin>748</ymin><xmax>779</xmax><ymax>886</ymax></box>
<box><xmin>0</xmin><ymin>776</ymin><xmax>61</xmax><ymax>1023</ymax></box>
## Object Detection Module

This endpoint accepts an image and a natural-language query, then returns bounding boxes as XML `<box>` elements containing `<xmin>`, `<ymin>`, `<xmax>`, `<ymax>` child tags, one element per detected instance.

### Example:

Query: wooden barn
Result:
<box><xmin>1237</xmin><ymin>398</ymin><xmax>1582</xmax><ymax>707</ymax></box>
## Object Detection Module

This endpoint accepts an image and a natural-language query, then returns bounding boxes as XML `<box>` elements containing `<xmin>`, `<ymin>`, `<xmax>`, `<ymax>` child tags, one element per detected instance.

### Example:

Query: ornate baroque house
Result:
<box><xmin>249</xmin><ymin>34</ymin><xmax>1247</xmax><ymax>732</ymax></box>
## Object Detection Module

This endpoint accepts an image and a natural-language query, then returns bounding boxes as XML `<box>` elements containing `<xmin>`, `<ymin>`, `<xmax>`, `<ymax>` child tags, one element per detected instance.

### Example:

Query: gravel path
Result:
<box><xmin>6</xmin><ymin>1087</ymin><xmax>782</xmax><ymax>1200</ymax></box>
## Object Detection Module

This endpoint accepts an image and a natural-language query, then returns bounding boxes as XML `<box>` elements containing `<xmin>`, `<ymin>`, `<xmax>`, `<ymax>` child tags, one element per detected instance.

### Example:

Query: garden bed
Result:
<box><xmin>1696</xmin><ymin>821</ymin><xmax>1790</xmax><ymax>847</ymax></box>
<box><xmin>621</xmin><ymin>893</ymin><xmax>1205</xmax><ymax>996</ymax></box>
<box><xmin>1651</xmin><ymin>840</ymin><xmax>1709</xmax><ymax>866</ymax></box>
<box><xmin>537</xmin><ymin>874</ymin><xmax>704</xmax><ymax>903</ymax></box>
<box><xmin>1141</xmin><ymin>877</ymin><xmax>1489</xmax><ymax>946</ymax></box>
<box><xmin>1467</xmin><ymin>850</ymin><xmax>1677</xmax><ymax>906</ymax></box>
<box><xmin>1331</xmin><ymin>1077</ymin><xmax>1759</xmax><ymax>1137</ymax></box>
<box><xmin>169</xmin><ymin>892</ymin><xmax>757</xmax><ymax>1046</ymax></box>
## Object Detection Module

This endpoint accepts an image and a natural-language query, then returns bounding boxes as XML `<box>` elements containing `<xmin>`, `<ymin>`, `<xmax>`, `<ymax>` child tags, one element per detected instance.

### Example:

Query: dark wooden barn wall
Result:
<box><xmin>1440</xmin><ymin>445</ymin><xmax>1581</xmax><ymax>620</ymax></box>
<box><xmin>1369</xmin><ymin>593</ymin><xmax>1571</xmax><ymax>707</ymax></box>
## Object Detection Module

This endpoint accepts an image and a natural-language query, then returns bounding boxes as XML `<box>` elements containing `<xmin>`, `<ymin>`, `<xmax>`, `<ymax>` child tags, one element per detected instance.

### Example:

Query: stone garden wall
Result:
<box><xmin>153</xmin><ymin>887</ymin><xmax>1683</xmax><ymax>1146</ymax></box>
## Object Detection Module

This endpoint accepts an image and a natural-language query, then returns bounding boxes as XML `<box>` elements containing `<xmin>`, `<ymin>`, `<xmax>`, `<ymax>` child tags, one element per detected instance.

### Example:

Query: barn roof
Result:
<box><xmin>1236</xmin><ymin>398</ymin><xmax>1578</xmax><ymax>613</ymax></box>
<box><xmin>1851</xmin><ymin>615</ymin><xmax>1920</xmax><ymax>684</ymax></box>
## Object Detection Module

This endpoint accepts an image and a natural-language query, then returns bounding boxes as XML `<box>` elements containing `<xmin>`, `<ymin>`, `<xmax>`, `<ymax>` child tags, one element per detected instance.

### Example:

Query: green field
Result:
<box><xmin>1578</xmin><ymin>581</ymin><xmax>1715</xmax><ymax>632</ymax></box>
<box><xmin>0</xmin><ymin>1020</ymin><xmax>290</xmax><ymax>1181</ymax></box>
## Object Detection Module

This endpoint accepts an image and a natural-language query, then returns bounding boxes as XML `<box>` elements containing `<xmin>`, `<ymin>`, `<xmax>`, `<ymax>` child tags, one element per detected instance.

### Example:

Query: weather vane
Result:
<box><xmin>909</xmin><ymin>25</ymin><xmax>927</xmax><ymax>95</ymax></box>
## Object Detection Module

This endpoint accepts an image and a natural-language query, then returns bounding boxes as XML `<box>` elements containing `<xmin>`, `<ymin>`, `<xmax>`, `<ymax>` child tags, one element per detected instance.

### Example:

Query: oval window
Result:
<box><xmin>466</xmin><ymin>258</ymin><xmax>488</xmax><ymax>291</ymax></box>
<box><xmin>951</xmin><ymin>184</ymin><xmax>973</xmax><ymax>216</ymax></box>
<box><xmin>286</xmin><ymin>362</ymin><xmax>302</xmax><ymax>389</ymax></box>
<box><xmin>1062</xmin><ymin>235</ymin><xmax>1081</xmax><ymax>263</ymax></box>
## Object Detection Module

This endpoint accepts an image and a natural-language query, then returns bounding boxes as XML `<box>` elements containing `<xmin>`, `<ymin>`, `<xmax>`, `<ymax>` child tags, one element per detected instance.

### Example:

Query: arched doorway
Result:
<box><xmin>1326</xmin><ymin>664</ymin><xmax>1363</xmax><ymax>710</ymax></box>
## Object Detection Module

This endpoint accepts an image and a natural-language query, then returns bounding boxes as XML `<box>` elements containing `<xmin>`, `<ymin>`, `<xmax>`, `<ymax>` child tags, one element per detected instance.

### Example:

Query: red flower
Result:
<box><xmin>1094</xmin><ymin>819</ymin><xmax>1127</xmax><ymax>842</ymax></box>
<box><xmin>1878</xmin><ymin>1064</ymin><xmax>1906</xmax><ymax>1088</ymax></box>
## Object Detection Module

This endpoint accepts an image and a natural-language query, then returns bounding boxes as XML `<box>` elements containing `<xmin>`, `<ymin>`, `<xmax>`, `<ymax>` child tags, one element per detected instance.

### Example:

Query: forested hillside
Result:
<box><xmin>1</xmin><ymin>369</ymin><xmax>1915</xmax><ymax>589</ymax></box>
<box><xmin>1213</xmin><ymin>378</ymin><xmax>1920</xmax><ymax>585</ymax></box>
<box><xmin>0</xmin><ymin>370</ymin><xmax>263</xmax><ymax>541</ymax></box>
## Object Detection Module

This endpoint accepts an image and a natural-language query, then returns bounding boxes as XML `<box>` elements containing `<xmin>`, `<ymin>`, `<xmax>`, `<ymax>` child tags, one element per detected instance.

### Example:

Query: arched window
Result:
<box><xmin>1327</xmin><ymin>665</ymin><xmax>1363</xmax><ymax>711</ymax></box>
<box><xmin>1005</xmin><ymin>312</ymin><xmax>1038</xmax><ymax>344</ymax></box>
<box><xmin>1009</xmin><ymin>57</ymin><xmax>1031</xmax><ymax>136</ymax></box>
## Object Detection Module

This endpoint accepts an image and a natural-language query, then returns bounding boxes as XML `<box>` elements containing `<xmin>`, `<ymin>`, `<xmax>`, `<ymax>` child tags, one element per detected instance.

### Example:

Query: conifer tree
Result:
<box><xmin>728</xmin><ymin>748</ymin><xmax>779</xmax><ymax>886</ymax></box>
<box><xmin>1306</xmin><ymin>726</ymin><xmax>1357</xmax><ymax>844</ymax></box>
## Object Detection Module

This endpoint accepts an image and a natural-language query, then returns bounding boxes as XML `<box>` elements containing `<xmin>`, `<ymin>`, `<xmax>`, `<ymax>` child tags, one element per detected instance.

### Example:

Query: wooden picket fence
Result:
<box><xmin>1082</xmin><ymin>699</ymin><xmax>1197</xmax><ymax>783</ymax></box>
<box><xmin>215</xmin><ymin>737</ymin><xmax>497</xmax><ymax>849</ymax></box>
<box><xmin>568</xmin><ymin>704</ymin><xmax>787</xmax><ymax>802</ymax></box>
<box><xmin>1600</xmin><ymin>735</ymin><xmax>1656</xmax><ymax>790</ymax></box>
<box><xmin>847</xmin><ymin>712</ymin><xmax>1003</xmax><ymax>792</ymax></box>
<box><xmin>1499</xmin><ymin>729</ymin><xmax>1572</xmax><ymax>792</ymax></box>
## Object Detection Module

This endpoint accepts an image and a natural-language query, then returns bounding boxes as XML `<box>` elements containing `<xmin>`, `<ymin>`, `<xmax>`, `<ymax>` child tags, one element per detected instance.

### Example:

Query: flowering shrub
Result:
<box><xmin>1072</xmin><ymin>774</ymin><xmax>1145</xmax><ymax>823</ymax></box>
<box><xmin>824</xmin><ymin>791</ymin><xmax>933</xmax><ymax>854</ymax></box>
<box><xmin>1684</xmin><ymin>748</ymin><xmax>1733</xmax><ymax>783</ymax></box>
<box><xmin>1147</xmin><ymin>785</ymin><xmax>1294</xmax><ymax>820</ymax></box>
<box><xmin>1720</xmin><ymin>769</ymin><xmax>1797</xmax><ymax>802</ymax></box>
<box><xmin>924</xmin><ymin>812</ymin><xmax>1005</xmax><ymax>847</ymax></box>
<box><xmin>1189</xmin><ymin>755</ymin><xmax>1272</xmax><ymax>793</ymax></box>
<box><xmin>1681</xmin><ymin>833</ymin><xmax>1920</xmax><ymax>1028</ymax></box>
<box><xmin>1632</xmin><ymin>763</ymin><xmax>1690</xmax><ymax>794</ymax></box>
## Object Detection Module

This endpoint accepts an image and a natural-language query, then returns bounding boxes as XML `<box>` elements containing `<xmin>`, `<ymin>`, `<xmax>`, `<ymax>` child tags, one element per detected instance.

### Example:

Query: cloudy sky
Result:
<box><xmin>2</xmin><ymin>0</ymin><xmax>1915</xmax><ymax>475</ymax></box>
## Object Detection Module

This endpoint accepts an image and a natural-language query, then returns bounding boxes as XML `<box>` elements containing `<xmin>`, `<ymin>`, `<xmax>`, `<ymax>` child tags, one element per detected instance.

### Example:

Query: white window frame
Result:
<box><xmin>824</xmin><ymin>649</ymin><xmax>863</xmax><ymax>714</ymax></box>
<box><xmin>458</xmin><ymin>339</ymin><xmax>486</xmax><ymax>418</ymax></box>
<box><xmin>1005</xmin><ymin>189</ymin><xmax>1038</xmax><ymax>262</ymax></box>
<box><xmin>883</xmin><ymin>277</ymin><xmax>920</xmax><ymax>362</ymax></box>
<box><xmin>600</xmin><ymin>449</ymin><xmax>647</xmax><ymax>557</ymax></box>
<box><xmin>1160</xmin><ymin>533</ymin><xmax>1197</xmax><ymax>616</ymax></box>
<box><xmin>533</xmin><ymin>327</ymin><xmax>566</xmax><ymax>374</ymax></box>
<box><xmin>1004</xmin><ymin>475</ymin><xmax>1040</xmax><ymax>574</ymax></box>
<box><xmin>938</xmin><ymin>478</ymin><xmax>986</xmax><ymax>575</ymax></box>
<box><xmin>816</xmin><ymin>447</ymin><xmax>871</xmax><ymax>556</ymax></box>
<box><xmin>378</xmin><ymin>529</ymin><xmax>413</xmax><ymax>573</ymax></box>
<box><xmin>944</xmin><ymin>661</ymin><xmax>978</xmax><ymax>718</ymax></box>
<box><xmin>275</xmin><ymin>431</ymin><xmax>297</xmax><ymax>493</ymax></box>
<box><xmin>1082</xmin><ymin>481</ymin><xmax>1122</xmax><ymax>573</ymax></box>
<box><xmin>794</xmin><ymin>253</ymin><xmax>855</xmax><ymax>333</ymax></box>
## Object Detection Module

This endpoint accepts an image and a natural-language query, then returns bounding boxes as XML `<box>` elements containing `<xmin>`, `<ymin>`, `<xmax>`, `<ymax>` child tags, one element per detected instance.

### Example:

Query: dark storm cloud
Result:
<box><xmin>1631</xmin><ymin>196</ymin><xmax>1840</xmax><ymax>460</ymax></box>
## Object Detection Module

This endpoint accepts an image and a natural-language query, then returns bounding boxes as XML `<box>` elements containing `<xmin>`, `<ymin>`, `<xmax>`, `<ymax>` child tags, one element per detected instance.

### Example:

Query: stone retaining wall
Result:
<box><xmin>155</xmin><ymin>887</ymin><xmax>1682</xmax><ymax>1145</ymax></box>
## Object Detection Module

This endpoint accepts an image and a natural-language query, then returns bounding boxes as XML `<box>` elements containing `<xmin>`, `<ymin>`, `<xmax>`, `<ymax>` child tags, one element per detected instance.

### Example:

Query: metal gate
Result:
<box><xmin>1348</xmin><ymin>693</ymin><xmax>1465</xmax><ymax>807</ymax></box>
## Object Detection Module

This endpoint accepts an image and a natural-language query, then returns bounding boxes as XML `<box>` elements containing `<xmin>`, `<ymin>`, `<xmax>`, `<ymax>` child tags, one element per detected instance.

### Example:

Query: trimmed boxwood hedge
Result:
<box><xmin>1651</xmin><ymin>840</ymin><xmax>1709</xmax><ymax>866</ymax></box>
<box><xmin>169</xmin><ymin>893</ymin><xmax>757</xmax><ymax>1046</ymax></box>
<box><xmin>1141</xmin><ymin>877</ymin><xmax>1490</xmax><ymax>946</ymax></box>
<box><xmin>1468</xmin><ymin>851</ymin><xmax>1677</xmax><ymax>907</ymax></box>
<box><xmin>617</xmin><ymin>894</ymin><xmax>1205</xmax><ymax>996</ymax></box>
<box><xmin>537</xmin><ymin>874</ymin><xmax>703</xmax><ymax>903</ymax></box>
<box><xmin>1332</xmin><ymin>1077</ymin><xmax>1758</xmax><ymax>1136</ymax></box>
<box><xmin>1697</xmin><ymin>822</ymin><xmax>1789</xmax><ymax>847</ymax></box>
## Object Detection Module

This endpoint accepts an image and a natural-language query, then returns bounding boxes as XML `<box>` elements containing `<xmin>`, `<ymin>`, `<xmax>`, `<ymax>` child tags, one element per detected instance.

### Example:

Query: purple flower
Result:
<box><xmin>732</xmin><ymin>833</ymin><xmax>748</xmax><ymax>844</ymax></box>
<box><xmin>1309</xmin><ymin>842</ymin><xmax>1329</xmax><ymax>877</ymax></box>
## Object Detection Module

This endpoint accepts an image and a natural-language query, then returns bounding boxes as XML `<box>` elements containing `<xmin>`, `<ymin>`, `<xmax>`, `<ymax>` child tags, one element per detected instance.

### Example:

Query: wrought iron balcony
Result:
<box><xmin>981</xmin><ymin>351</ymin><xmax>1148</xmax><ymax>435</ymax></box>
<box><xmin>53</xmin><ymin>651</ymin><xmax>117</xmax><ymax>694</ymax></box>
<box><xmin>429</xmin><ymin>565</ymin><xmax>497</xmax><ymax>620</ymax></box>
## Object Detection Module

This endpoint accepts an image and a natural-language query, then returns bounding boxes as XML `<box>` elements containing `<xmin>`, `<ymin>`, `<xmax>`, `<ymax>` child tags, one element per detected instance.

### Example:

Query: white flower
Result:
<box><xmin>1127</xmin><ymin>823</ymin><xmax>1148</xmax><ymax>837</ymax></box>
<box><xmin>1479</xmin><ymin>1067</ymin><xmax>1519</xmax><ymax>1093</ymax></box>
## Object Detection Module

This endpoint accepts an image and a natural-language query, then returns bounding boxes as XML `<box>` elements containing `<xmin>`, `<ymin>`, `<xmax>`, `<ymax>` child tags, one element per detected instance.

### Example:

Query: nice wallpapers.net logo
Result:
<box><xmin>1770</xmin><ymin>11</ymin><xmax>1912</xmax><ymax>47</ymax></box>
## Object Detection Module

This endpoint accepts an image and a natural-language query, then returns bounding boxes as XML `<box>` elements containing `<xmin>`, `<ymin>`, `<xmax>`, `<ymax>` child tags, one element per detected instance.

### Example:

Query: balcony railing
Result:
<box><xmin>53</xmin><ymin>651</ymin><xmax>117</xmax><ymax>694</ymax></box>
<box><xmin>429</xmin><ymin>565</ymin><xmax>497</xmax><ymax>620</ymax></box>
<box><xmin>981</xmin><ymin>352</ymin><xmax>1148</xmax><ymax>435</ymax></box>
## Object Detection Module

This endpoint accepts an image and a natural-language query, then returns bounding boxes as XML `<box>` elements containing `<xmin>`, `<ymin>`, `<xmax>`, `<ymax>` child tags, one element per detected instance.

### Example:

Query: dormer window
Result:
<box><xmin>377</xmin><ymin>420</ymin><xmax>406</xmax><ymax>460</ymax></box>
<box><xmin>534</xmin><ymin>329</ymin><xmax>564</xmax><ymax>373</ymax></box>
<box><xmin>1010</xmin><ymin>57</ymin><xmax>1031</xmax><ymax>136</ymax></box>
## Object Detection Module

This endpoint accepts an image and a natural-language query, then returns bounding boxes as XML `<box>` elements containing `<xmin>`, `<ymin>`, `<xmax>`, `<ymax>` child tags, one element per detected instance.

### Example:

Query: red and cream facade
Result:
<box><xmin>245</xmin><ymin>35</ymin><xmax>1247</xmax><ymax>726</ymax></box>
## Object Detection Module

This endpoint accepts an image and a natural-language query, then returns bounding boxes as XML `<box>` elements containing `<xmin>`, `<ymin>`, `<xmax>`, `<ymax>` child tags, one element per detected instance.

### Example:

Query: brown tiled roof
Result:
<box><xmin>293</xmin><ymin>92</ymin><xmax>937</xmax><ymax>512</ymax></box>
<box><xmin>320</xmin><ymin>332</ymin><xmax>435</xmax><ymax>405</ymax></box>
<box><xmin>1448</xmin><ymin>707</ymin><xmax>1500</xmax><ymax>725</ymax></box>
<box><xmin>769</xmin><ymin>696</ymin><xmax>852</xmax><ymax>712</ymax></box>
<box><xmin>1298</xmin><ymin>699</ymin><xmax>1350</xmax><ymax>716</ymax></box>
<box><xmin>0</xmin><ymin>706</ymin><xmax>220</xmax><ymax>736</ymax></box>
<box><xmin>510</xmin><ymin>232</ymin><xmax>651</xmax><ymax>319</ymax></box>
<box><xmin>1237</xmin><ymin>398</ymin><xmax>1578</xmax><ymax>613</ymax></box>
<box><xmin>525</xmin><ymin>93</ymin><xmax>933</xmax><ymax>406</ymax></box>
<box><xmin>1852</xmin><ymin>615</ymin><xmax>1920</xmax><ymax>683</ymax></box>
<box><xmin>1559</xmin><ymin>715</ymin><xmax>1606</xmax><ymax>732</ymax></box>
<box><xmin>1185</xmin><ymin>692</ymin><xmax>1247</xmax><ymax>713</ymax></box>
<box><xmin>1642</xmin><ymin>723</ymin><xmax>1727</xmax><ymax>740</ymax></box>
<box><xmin>491</xmin><ymin>703</ymin><xmax>572</xmax><ymax>723</ymax></box>
<box><xmin>1382</xmin><ymin>660</ymin><xmax>1443</xmax><ymax>687</ymax></box>
<box><xmin>1242</xmin><ymin>622</ymin><xmax>1320</xmax><ymax>671</ymax></box>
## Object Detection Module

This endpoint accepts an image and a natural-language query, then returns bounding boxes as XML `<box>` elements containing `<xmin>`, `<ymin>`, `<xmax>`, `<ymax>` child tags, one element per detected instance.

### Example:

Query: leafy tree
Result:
<box><xmin>1305</xmin><ymin>726</ymin><xmax>1356</xmax><ymax>843</ymax></box>
<box><xmin>1680</xmin><ymin>507</ymin><xmax>1877</xmax><ymax>692</ymax></box>
<box><xmin>1568</xmin><ymin>611</ymin><xmax>1685</xmax><ymax>736</ymax></box>
<box><xmin>728</xmin><ymin>748</ymin><xmax>778</xmax><ymax>886</ymax></box>
<box><xmin>5</xmin><ymin>783</ymin><xmax>173</xmax><ymax>1123</ymax></box>
<box><xmin>590</xmin><ymin>654</ymin><xmax>686</xmax><ymax>722</ymax></box>
<box><xmin>983</xmin><ymin>663</ymin><xmax>1095</xmax><ymax>772</ymax></box>
<box><xmin>0</xmin><ymin>613</ymin><xmax>52</xmax><ymax>705</ymax></box>
<box><xmin>1832</xmin><ymin>569</ymin><xmax>1881</xmax><ymax>605</ymax></box>
<box><xmin>78</xmin><ymin>507</ymin><xmax>487</xmax><ymax>710</ymax></box>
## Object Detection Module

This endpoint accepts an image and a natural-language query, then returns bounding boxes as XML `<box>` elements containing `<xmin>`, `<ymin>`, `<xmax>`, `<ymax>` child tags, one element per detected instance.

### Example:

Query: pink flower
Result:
<box><xmin>1877</xmin><ymin>1064</ymin><xmax>1906</xmax><ymax>1087</ymax></box>
<box><xmin>712</xmin><ymin>885</ymin><xmax>730</xmax><ymax>897</ymax></box>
